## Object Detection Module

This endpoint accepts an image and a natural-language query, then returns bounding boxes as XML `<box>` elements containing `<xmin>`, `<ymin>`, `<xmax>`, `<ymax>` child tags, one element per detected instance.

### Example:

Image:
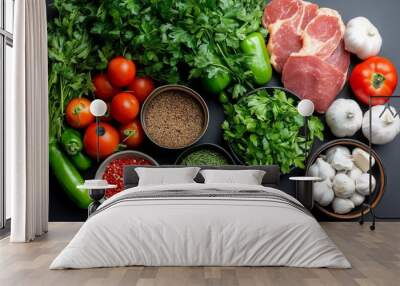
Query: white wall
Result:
<box><xmin>5</xmin><ymin>0</ymin><xmax>14</xmax><ymax>33</ymax></box>
<box><xmin>5</xmin><ymin>45</ymin><xmax>13</xmax><ymax>219</ymax></box>
<box><xmin>5</xmin><ymin>0</ymin><xmax>14</xmax><ymax>219</ymax></box>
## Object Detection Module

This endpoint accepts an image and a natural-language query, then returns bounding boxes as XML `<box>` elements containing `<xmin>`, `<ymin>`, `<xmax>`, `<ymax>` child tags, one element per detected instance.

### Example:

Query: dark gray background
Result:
<box><xmin>48</xmin><ymin>0</ymin><xmax>400</xmax><ymax>221</ymax></box>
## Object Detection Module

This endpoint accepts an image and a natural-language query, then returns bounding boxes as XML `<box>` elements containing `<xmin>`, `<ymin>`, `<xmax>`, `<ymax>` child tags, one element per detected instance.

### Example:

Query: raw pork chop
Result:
<box><xmin>263</xmin><ymin>0</ymin><xmax>318</xmax><ymax>72</ymax></box>
<box><xmin>282</xmin><ymin>41</ymin><xmax>350</xmax><ymax>113</ymax></box>
<box><xmin>325</xmin><ymin>40</ymin><xmax>351</xmax><ymax>76</ymax></box>
<box><xmin>296</xmin><ymin>8</ymin><xmax>346</xmax><ymax>59</ymax></box>
<box><xmin>264</xmin><ymin>0</ymin><xmax>350</xmax><ymax>112</ymax></box>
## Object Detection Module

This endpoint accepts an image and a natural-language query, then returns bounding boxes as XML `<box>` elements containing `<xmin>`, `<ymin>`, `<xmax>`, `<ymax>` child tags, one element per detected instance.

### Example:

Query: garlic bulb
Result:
<box><xmin>348</xmin><ymin>165</ymin><xmax>363</xmax><ymax>181</ymax></box>
<box><xmin>325</xmin><ymin>146</ymin><xmax>351</xmax><ymax>164</ymax></box>
<box><xmin>308</xmin><ymin>158</ymin><xmax>335</xmax><ymax>180</ymax></box>
<box><xmin>352</xmin><ymin>148</ymin><xmax>375</xmax><ymax>172</ymax></box>
<box><xmin>326</xmin><ymin>99</ymin><xmax>363</xmax><ymax>137</ymax></box>
<box><xmin>344</xmin><ymin>17</ymin><xmax>382</xmax><ymax>60</ymax></box>
<box><xmin>329</xmin><ymin>148</ymin><xmax>354</xmax><ymax>172</ymax></box>
<box><xmin>332</xmin><ymin>198</ymin><xmax>355</xmax><ymax>214</ymax></box>
<box><xmin>355</xmin><ymin>173</ymin><xmax>376</xmax><ymax>196</ymax></box>
<box><xmin>362</xmin><ymin>105</ymin><xmax>400</xmax><ymax>145</ymax></box>
<box><xmin>333</xmin><ymin>173</ymin><xmax>355</xmax><ymax>198</ymax></box>
<box><xmin>313</xmin><ymin>179</ymin><xmax>334</xmax><ymax>206</ymax></box>
<box><xmin>350</xmin><ymin>192</ymin><xmax>365</xmax><ymax>207</ymax></box>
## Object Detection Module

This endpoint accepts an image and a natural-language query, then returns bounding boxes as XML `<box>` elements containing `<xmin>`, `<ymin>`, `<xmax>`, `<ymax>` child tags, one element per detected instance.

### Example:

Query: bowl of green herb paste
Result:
<box><xmin>175</xmin><ymin>143</ymin><xmax>235</xmax><ymax>166</ymax></box>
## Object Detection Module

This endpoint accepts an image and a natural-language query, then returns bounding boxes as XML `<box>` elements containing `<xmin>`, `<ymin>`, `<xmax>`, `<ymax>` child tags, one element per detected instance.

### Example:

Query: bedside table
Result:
<box><xmin>289</xmin><ymin>177</ymin><xmax>322</xmax><ymax>210</ymax></box>
<box><xmin>78</xmin><ymin>180</ymin><xmax>117</xmax><ymax>217</ymax></box>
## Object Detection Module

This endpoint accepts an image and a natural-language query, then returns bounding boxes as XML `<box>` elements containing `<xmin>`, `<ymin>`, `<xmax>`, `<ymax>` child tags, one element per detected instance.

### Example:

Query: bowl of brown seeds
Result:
<box><xmin>141</xmin><ymin>85</ymin><xmax>209</xmax><ymax>149</ymax></box>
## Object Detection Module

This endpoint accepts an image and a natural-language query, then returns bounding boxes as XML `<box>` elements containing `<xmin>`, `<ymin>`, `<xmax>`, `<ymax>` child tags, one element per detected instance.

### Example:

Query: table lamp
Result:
<box><xmin>89</xmin><ymin>99</ymin><xmax>108</xmax><ymax>163</ymax></box>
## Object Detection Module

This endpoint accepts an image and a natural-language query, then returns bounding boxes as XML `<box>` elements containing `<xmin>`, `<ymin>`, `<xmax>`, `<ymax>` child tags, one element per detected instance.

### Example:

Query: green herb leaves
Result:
<box><xmin>48</xmin><ymin>0</ymin><xmax>267</xmax><ymax>138</ymax></box>
<box><xmin>222</xmin><ymin>89</ymin><xmax>324</xmax><ymax>174</ymax></box>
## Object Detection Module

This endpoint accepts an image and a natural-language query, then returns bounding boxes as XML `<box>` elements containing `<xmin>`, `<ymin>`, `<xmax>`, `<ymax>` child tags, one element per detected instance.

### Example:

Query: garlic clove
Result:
<box><xmin>333</xmin><ymin>173</ymin><xmax>356</xmax><ymax>199</ymax></box>
<box><xmin>332</xmin><ymin>198</ymin><xmax>355</xmax><ymax>214</ymax></box>
<box><xmin>355</xmin><ymin>173</ymin><xmax>376</xmax><ymax>196</ymax></box>
<box><xmin>352</xmin><ymin>148</ymin><xmax>375</xmax><ymax>172</ymax></box>
<box><xmin>348</xmin><ymin>165</ymin><xmax>363</xmax><ymax>181</ymax></box>
<box><xmin>350</xmin><ymin>192</ymin><xmax>365</xmax><ymax>207</ymax></box>
<box><xmin>313</xmin><ymin>179</ymin><xmax>334</xmax><ymax>207</ymax></box>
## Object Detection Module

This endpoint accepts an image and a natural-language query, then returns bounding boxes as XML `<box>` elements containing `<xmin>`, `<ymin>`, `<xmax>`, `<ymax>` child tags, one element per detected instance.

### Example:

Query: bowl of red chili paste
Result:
<box><xmin>95</xmin><ymin>150</ymin><xmax>159</xmax><ymax>198</ymax></box>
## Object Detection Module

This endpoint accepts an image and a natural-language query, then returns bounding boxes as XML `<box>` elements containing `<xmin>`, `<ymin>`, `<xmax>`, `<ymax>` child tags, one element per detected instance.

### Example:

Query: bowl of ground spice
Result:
<box><xmin>141</xmin><ymin>85</ymin><xmax>209</xmax><ymax>149</ymax></box>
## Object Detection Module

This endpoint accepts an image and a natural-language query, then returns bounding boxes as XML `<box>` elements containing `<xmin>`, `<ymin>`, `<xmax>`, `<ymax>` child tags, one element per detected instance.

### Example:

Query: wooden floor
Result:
<box><xmin>0</xmin><ymin>222</ymin><xmax>399</xmax><ymax>286</ymax></box>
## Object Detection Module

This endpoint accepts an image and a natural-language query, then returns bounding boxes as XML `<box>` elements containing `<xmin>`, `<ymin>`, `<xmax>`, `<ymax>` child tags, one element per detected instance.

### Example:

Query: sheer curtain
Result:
<box><xmin>8</xmin><ymin>0</ymin><xmax>49</xmax><ymax>242</ymax></box>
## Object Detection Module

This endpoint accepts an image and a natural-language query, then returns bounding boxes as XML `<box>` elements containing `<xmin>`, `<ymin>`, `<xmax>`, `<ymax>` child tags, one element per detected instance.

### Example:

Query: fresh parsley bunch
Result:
<box><xmin>222</xmin><ymin>89</ymin><xmax>324</xmax><ymax>174</ymax></box>
<box><xmin>48</xmin><ymin>0</ymin><xmax>267</xmax><ymax>138</ymax></box>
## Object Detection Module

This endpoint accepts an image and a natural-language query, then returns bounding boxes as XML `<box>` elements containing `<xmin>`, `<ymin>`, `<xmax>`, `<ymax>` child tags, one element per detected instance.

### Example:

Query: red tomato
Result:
<box><xmin>119</xmin><ymin>119</ymin><xmax>144</xmax><ymax>148</ymax></box>
<box><xmin>350</xmin><ymin>56</ymin><xmax>398</xmax><ymax>106</ymax></box>
<box><xmin>83</xmin><ymin>122</ymin><xmax>120</xmax><ymax>159</ymax></box>
<box><xmin>100</xmin><ymin>102</ymin><xmax>113</xmax><ymax>122</ymax></box>
<box><xmin>65</xmin><ymin>98</ymin><xmax>95</xmax><ymax>129</ymax></box>
<box><xmin>92</xmin><ymin>74</ymin><xmax>120</xmax><ymax>101</ymax></box>
<box><xmin>110</xmin><ymin>92</ymin><xmax>140</xmax><ymax>124</ymax></box>
<box><xmin>107</xmin><ymin>56</ymin><xmax>136</xmax><ymax>87</ymax></box>
<box><xmin>127</xmin><ymin>76</ymin><xmax>155</xmax><ymax>103</ymax></box>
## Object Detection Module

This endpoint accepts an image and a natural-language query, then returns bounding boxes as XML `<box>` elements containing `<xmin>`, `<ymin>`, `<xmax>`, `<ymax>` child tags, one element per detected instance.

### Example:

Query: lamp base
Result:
<box><xmin>359</xmin><ymin>202</ymin><xmax>376</xmax><ymax>231</ymax></box>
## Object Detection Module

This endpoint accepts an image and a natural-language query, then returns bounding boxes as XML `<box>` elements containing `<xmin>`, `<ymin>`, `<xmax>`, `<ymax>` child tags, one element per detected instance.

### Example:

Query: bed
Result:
<box><xmin>50</xmin><ymin>165</ymin><xmax>350</xmax><ymax>269</ymax></box>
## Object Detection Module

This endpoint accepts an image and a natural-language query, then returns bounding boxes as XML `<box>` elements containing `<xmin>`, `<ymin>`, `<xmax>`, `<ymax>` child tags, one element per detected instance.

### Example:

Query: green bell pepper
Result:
<box><xmin>240</xmin><ymin>32</ymin><xmax>272</xmax><ymax>85</ymax></box>
<box><xmin>49</xmin><ymin>138</ymin><xmax>92</xmax><ymax>209</ymax></box>
<box><xmin>202</xmin><ymin>70</ymin><xmax>231</xmax><ymax>94</ymax></box>
<box><xmin>61</xmin><ymin>128</ymin><xmax>83</xmax><ymax>156</ymax></box>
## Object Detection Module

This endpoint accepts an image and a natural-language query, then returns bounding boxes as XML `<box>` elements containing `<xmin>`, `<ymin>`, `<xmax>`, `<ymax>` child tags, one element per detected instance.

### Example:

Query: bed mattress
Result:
<box><xmin>50</xmin><ymin>183</ymin><xmax>350</xmax><ymax>269</ymax></box>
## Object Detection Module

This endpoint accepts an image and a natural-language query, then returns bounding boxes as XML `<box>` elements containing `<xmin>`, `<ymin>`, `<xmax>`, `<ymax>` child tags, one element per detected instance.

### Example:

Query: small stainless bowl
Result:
<box><xmin>141</xmin><ymin>84</ymin><xmax>209</xmax><ymax>150</ymax></box>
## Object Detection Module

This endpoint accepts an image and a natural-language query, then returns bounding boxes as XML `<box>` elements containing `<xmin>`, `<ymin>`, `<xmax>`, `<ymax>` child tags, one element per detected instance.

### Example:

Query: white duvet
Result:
<box><xmin>50</xmin><ymin>183</ymin><xmax>351</xmax><ymax>269</ymax></box>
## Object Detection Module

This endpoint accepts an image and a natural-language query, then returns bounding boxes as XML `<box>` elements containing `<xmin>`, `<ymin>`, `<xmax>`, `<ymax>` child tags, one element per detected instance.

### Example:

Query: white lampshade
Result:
<box><xmin>90</xmin><ymin>99</ymin><xmax>108</xmax><ymax>117</ymax></box>
<box><xmin>297</xmin><ymin>99</ymin><xmax>314</xmax><ymax>117</ymax></box>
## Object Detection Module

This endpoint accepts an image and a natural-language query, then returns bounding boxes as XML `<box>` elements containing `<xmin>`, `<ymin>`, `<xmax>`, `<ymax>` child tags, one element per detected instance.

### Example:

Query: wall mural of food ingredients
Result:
<box><xmin>48</xmin><ymin>0</ymin><xmax>398</xmax><ymax>217</ymax></box>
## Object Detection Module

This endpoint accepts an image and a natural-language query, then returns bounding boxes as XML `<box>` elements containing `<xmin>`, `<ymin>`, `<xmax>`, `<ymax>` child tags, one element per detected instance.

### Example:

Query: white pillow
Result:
<box><xmin>200</xmin><ymin>169</ymin><xmax>266</xmax><ymax>185</ymax></box>
<box><xmin>135</xmin><ymin>167</ymin><xmax>200</xmax><ymax>186</ymax></box>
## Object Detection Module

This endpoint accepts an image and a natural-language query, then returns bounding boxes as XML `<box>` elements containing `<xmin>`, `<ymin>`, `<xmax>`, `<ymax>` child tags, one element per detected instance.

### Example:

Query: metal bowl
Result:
<box><xmin>306</xmin><ymin>139</ymin><xmax>386</xmax><ymax>220</ymax></box>
<box><xmin>95</xmin><ymin>150</ymin><xmax>159</xmax><ymax>179</ymax></box>
<box><xmin>175</xmin><ymin>143</ymin><xmax>235</xmax><ymax>165</ymax></box>
<box><xmin>140</xmin><ymin>84</ymin><xmax>209</xmax><ymax>150</ymax></box>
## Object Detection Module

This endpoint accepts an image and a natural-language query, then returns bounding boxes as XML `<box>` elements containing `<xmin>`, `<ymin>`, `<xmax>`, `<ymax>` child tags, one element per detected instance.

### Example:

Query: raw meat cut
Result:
<box><xmin>263</xmin><ymin>0</ymin><xmax>350</xmax><ymax>113</ymax></box>
<box><xmin>283</xmin><ymin>40</ymin><xmax>350</xmax><ymax>113</ymax></box>
<box><xmin>267</xmin><ymin>21</ymin><xmax>303</xmax><ymax>73</ymax></box>
<box><xmin>325</xmin><ymin>40</ymin><xmax>351</xmax><ymax>76</ymax></box>
<box><xmin>263</xmin><ymin>0</ymin><xmax>318</xmax><ymax>72</ymax></box>
<box><xmin>263</xmin><ymin>0</ymin><xmax>302</xmax><ymax>27</ymax></box>
<box><xmin>296</xmin><ymin>8</ymin><xmax>346</xmax><ymax>59</ymax></box>
<box><xmin>282</xmin><ymin>54</ymin><xmax>347</xmax><ymax>113</ymax></box>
